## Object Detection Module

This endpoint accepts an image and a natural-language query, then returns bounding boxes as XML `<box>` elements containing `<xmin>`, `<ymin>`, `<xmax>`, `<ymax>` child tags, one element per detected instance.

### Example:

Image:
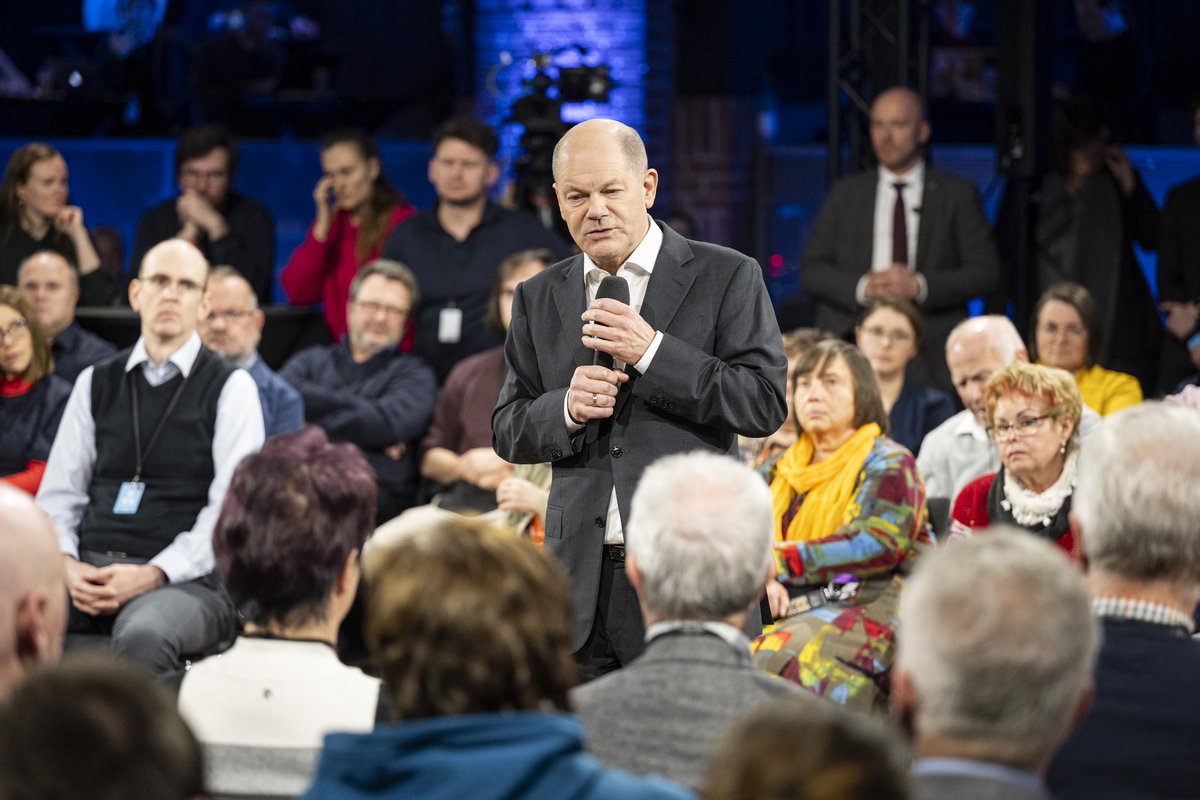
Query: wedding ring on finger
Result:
<box><xmin>591</xmin><ymin>393</ymin><xmax>599</xmax><ymax>406</ymax></box>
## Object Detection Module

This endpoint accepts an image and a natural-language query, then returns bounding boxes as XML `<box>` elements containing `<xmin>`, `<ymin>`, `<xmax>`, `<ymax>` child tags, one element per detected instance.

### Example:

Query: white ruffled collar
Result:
<box><xmin>1001</xmin><ymin>449</ymin><xmax>1078</xmax><ymax>527</ymax></box>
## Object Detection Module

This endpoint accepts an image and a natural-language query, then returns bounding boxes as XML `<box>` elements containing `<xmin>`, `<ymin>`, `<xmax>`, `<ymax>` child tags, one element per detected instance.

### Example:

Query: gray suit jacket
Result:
<box><xmin>493</xmin><ymin>222</ymin><xmax>787</xmax><ymax>650</ymax></box>
<box><xmin>571</xmin><ymin>629</ymin><xmax>802</xmax><ymax>790</ymax></box>
<box><xmin>801</xmin><ymin>166</ymin><xmax>1000</xmax><ymax>385</ymax></box>
<box><xmin>914</xmin><ymin>770</ymin><xmax>1054</xmax><ymax>800</ymax></box>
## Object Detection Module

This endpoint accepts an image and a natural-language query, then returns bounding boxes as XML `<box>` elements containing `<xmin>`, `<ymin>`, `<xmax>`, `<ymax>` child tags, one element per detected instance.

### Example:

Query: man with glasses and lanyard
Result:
<box><xmin>36</xmin><ymin>240</ymin><xmax>264</xmax><ymax>679</ymax></box>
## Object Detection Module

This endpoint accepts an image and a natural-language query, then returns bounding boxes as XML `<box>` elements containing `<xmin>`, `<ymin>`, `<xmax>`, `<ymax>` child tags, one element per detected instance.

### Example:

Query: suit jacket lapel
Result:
<box><xmin>639</xmin><ymin>223</ymin><xmax>695</xmax><ymax>333</ymax></box>
<box><xmin>551</xmin><ymin>255</ymin><xmax>591</xmax><ymax>370</ymax></box>
<box><xmin>916</xmin><ymin>172</ymin><xmax>939</xmax><ymax>268</ymax></box>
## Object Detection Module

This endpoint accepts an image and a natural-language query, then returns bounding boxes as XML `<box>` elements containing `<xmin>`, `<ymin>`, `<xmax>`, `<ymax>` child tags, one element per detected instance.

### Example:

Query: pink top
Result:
<box><xmin>281</xmin><ymin>204</ymin><xmax>415</xmax><ymax>339</ymax></box>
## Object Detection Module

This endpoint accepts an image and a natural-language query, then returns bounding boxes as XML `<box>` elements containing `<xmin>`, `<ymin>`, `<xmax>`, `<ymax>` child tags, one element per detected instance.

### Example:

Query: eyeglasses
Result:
<box><xmin>1037</xmin><ymin>322</ymin><xmax>1087</xmax><ymax>339</ymax></box>
<box><xmin>353</xmin><ymin>300</ymin><xmax>409</xmax><ymax>319</ymax></box>
<box><xmin>205</xmin><ymin>309</ymin><xmax>255</xmax><ymax>323</ymax></box>
<box><xmin>989</xmin><ymin>414</ymin><xmax>1056</xmax><ymax>441</ymax></box>
<box><xmin>181</xmin><ymin>168</ymin><xmax>229</xmax><ymax>183</ymax></box>
<box><xmin>0</xmin><ymin>317</ymin><xmax>29</xmax><ymax>342</ymax></box>
<box><xmin>141</xmin><ymin>274</ymin><xmax>203</xmax><ymax>295</ymax></box>
<box><xmin>860</xmin><ymin>325</ymin><xmax>913</xmax><ymax>345</ymax></box>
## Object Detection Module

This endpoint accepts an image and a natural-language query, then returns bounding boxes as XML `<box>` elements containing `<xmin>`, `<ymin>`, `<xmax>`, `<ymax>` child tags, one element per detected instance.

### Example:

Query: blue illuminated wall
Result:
<box><xmin>474</xmin><ymin>0</ymin><xmax>651</xmax><ymax>175</ymax></box>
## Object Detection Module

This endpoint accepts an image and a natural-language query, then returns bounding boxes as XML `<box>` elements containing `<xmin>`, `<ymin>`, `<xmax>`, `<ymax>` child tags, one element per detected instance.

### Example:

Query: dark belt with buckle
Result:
<box><xmin>604</xmin><ymin>544</ymin><xmax>626</xmax><ymax>562</ymax></box>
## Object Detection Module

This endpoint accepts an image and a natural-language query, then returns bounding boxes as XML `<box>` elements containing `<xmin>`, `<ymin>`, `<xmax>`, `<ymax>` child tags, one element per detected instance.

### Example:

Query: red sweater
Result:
<box><xmin>950</xmin><ymin>472</ymin><xmax>1077</xmax><ymax>555</ymax></box>
<box><xmin>1</xmin><ymin>376</ymin><xmax>47</xmax><ymax>494</ymax></box>
<box><xmin>280</xmin><ymin>204</ymin><xmax>415</xmax><ymax>339</ymax></box>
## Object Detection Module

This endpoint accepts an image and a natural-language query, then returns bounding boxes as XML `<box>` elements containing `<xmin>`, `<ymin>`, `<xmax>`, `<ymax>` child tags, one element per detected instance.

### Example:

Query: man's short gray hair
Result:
<box><xmin>627</xmin><ymin>451</ymin><xmax>773</xmax><ymax>620</ymax></box>
<box><xmin>945</xmin><ymin>314</ymin><xmax>1025</xmax><ymax>363</ymax></box>
<box><xmin>897</xmin><ymin>530</ymin><xmax>1098</xmax><ymax>765</ymax></box>
<box><xmin>1076</xmin><ymin>402</ymin><xmax>1200</xmax><ymax>584</ymax></box>
<box><xmin>551</xmin><ymin>120</ymin><xmax>648</xmax><ymax>183</ymax></box>
<box><xmin>349</xmin><ymin>259</ymin><xmax>420</xmax><ymax>308</ymax></box>
<box><xmin>208</xmin><ymin>265</ymin><xmax>258</xmax><ymax>310</ymax></box>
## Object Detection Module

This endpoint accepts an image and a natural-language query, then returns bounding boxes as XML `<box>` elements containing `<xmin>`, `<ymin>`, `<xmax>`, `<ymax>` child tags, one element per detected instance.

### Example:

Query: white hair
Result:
<box><xmin>897</xmin><ymin>530</ymin><xmax>1098</xmax><ymax>764</ymax></box>
<box><xmin>1076</xmin><ymin>402</ymin><xmax>1200</xmax><ymax>584</ymax></box>
<box><xmin>945</xmin><ymin>314</ymin><xmax>1025</xmax><ymax>363</ymax></box>
<box><xmin>627</xmin><ymin>451</ymin><xmax>773</xmax><ymax>620</ymax></box>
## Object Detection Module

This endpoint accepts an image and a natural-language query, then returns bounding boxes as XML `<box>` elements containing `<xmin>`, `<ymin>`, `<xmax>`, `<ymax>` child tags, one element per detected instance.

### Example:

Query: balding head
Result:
<box><xmin>130</xmin><ymin>240</ymin><xmax>210</xmax><ymax>350</ymax></box>
<box><xmin>869</xmin><ymin>86</ymin><xmax>931</xmax><ymax>175</ymax></box>
<box><xmin>552</xmin><ymin>118</ymin><xmax>657</xmax><ymax>273</ymax></box>
<box><xmin>0</xmin><ymin>485</ymin><xmax>66</xmax><ymax>699</ymax></box>
<box><xmin>944</xmin><ymin>315</ymin><xmax>1029</xmax><ymax>425</ymax></box>
<box><xmin>18</xmin><ymin>251</ymin><xmax>78</xmax><ymax>340</ymax></box>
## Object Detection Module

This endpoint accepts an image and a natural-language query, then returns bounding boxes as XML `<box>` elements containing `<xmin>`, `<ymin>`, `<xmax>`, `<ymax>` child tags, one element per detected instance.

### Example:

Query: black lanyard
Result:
<box><xmin>129</xmin><ymin>365</ymin><xmax>191</xmax><ymax>483</ymax></box>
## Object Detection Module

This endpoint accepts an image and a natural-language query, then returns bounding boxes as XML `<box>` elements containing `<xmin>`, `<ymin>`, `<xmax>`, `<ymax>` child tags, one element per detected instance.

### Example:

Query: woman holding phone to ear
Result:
<box><xmin>281</xmin><ymin>129</ymin><xmax>415</xmax><ymax>340</ymax></box>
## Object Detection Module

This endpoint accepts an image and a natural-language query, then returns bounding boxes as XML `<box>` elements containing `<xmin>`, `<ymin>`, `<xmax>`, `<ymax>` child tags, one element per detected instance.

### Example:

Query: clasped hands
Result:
<box><xmin>864</xmin><ymin>265</ymin><xmax>922</xmax><ymax>301</ymax></box>
<box><xmin>567</xmin><ymin>298</ymin><xmax>654</xmax><ymax>425</ymax></box>
<box><xmin>63</xmin><ymin>556</ymin><xmax>167</xmax><ymax>616</ymax></box>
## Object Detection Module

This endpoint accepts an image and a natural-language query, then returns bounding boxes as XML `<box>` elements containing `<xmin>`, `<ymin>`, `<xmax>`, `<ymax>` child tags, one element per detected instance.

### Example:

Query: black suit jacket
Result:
<box><xmin>801</xmin><ymin>166</ymin><xmax>1000</xmax><ymax>386</ymax></box>
<box><xmin>493</xmin><ymin>222</ymin><xmax>787</xmax><ymax>650</ymax></box>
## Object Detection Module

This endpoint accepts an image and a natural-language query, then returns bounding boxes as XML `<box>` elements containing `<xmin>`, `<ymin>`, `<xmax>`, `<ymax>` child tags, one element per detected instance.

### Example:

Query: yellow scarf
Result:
<box><xmin>770</xmin><ymin>423</ymin><xmax>880</xmax><ymax>542</ymax></box>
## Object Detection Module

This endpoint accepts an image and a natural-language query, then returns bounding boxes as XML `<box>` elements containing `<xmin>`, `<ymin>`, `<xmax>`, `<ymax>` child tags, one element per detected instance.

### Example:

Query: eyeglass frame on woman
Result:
<box><xmin>988</xmin><ymin>413</ymin><xmax>1058</xmax><ymax>441</ymax></box>
<box><xmin>0</xmin><ymin>317</ymin><xmax>30</xmax><ymax>342</ymax></box>
<box><xmin>857</xmin><ymin>324</ymin><xmax>914</xmax><ymax>345</ymax></box>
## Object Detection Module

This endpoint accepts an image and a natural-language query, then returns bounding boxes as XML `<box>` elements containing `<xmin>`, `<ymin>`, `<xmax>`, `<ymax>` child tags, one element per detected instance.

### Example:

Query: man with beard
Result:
<box><xmin>382</xmin><ymin>118</ymin><xmax>568</xmax><ymax>382</ymax></box>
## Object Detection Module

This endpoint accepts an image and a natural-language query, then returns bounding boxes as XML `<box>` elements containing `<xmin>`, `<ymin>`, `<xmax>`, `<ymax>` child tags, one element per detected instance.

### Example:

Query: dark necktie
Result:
<box><xmin>892</xmin><ymin>181</ymin><xmax>908</xmax><ymax>265</ymax></box>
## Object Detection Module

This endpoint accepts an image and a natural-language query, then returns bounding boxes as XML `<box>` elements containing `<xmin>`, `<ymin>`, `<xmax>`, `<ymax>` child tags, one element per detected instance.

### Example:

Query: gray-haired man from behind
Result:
<box><xmin>893</xmin><ymin>530</ymin><xmax>1099</xmax><ymax>800</ymax></box>
<box><xmin>1046</xmin><ymin>402</ymin><xmax>1200</xmax><ymax>799</ymax></box>
<box><xmin>572</xmin><ymin>450</ymin><xmax>803</xmax><ymax>791</ymax></box>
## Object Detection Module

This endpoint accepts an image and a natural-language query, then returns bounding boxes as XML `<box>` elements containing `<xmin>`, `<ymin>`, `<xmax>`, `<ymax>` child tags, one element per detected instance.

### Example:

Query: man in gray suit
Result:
<box><xmin>802</xmin><ymin>87</ymin><xmax>1000</xmax><ymax>390</ymax></box>
<box><xmin>493</xmin><ymin>119</ymin><xmax>787</xmax><ymax>680</ymax></box>
<box><xmin>894</xmin><ymin>530</ymin><xmax>1098</xmax><ymax>800</ymax></box>
<box><xmin>572</xmin><ymin>451</ymin><xmax>803</xmax><ymax>789</ymax></box>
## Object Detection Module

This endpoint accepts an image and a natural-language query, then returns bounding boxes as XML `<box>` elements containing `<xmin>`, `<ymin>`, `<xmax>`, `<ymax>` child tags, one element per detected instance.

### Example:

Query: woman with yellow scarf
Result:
<box><xmin>751</xmin><ymin>339</ymin><xmax>929</xmax><ymax>713</ymax></box>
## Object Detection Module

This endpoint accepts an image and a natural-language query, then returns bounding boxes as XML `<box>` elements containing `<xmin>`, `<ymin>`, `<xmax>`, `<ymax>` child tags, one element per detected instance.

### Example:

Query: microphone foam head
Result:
<box><xmin>595</xmin><ymin>274</ymin><xmax>630</xmax><ymax>305</ymax></box>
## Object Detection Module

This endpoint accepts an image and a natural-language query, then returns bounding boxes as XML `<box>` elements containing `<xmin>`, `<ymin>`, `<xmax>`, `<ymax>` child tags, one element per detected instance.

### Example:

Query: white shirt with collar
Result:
<box><xmin>36</xmin><ymin>332</ymin><xmax>265</xmax><ymax>583</ymax></box>
<box><xmin>562</xmin><ymin>217</ymin><xmax>664</xmax><ymax>545</ymax></box>
<box><xmin>856</xmin><ymin>160</ymin><xmax>929</xmax><ymax>305</ymax></box>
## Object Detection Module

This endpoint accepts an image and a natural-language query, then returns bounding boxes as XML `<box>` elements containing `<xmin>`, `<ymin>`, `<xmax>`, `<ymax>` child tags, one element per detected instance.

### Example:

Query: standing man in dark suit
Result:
<box><xmin>572</xmin><ymin>451</ymin><xmax>803</xmax><ymax>790</ymax></box>
<box><xmin>802</xmin><ymin>87</ymin><xmax>1000</xmax><ymax>390</ymax></box>
<box><xmin>894</xmin><ymin>531</ymin><xmax>1098</xmax><ymax>800</ymax></box>
<box><xmin>493</xmin><ymin>119</ymin><xmax>787</xmax><ymax>680</ymax></box>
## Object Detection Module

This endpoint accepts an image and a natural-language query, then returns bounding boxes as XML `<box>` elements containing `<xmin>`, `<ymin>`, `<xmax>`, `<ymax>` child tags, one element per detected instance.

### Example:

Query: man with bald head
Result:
<box><xmin>494</xmin><ymin>118</ymin><xmax>787</xmax><ymax>679</ymax></box>
<box><xmin>0</xmin><ymin>484</ymin><xmax>66</xmax><ymax>699</ymax></box>
<box><xmin>18</xmin><ymin>250</ymin><xmax>116</xmax><ymax>383</ymax></box>
<box><xmin>802</xmin><ymin>86</ymin><xmax>1000</xmax><ymax>390</ymax></box>
<box><xmin>917</xmin><ymin>314</ymin><xmax>1100</xmax><ymax>505</ymax></box>
<box><xmin>37</xmin><ymin>239</ymin><xmax>264</xmax><ymax>678</ymax></box>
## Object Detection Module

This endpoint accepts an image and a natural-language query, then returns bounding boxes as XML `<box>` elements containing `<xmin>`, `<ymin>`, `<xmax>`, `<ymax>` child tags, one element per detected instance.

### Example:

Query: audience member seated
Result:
<box><xmin>495</xmin><ymin>462</ymin><xmax>551</xmax><ymax>546</ymax></box>
<box><xmin>0</xmin><ymin>484</ymin><xmax>66</xmax><ymax>700</ymax></box>
<box><xmin>1047</xmin><ymin>403</ymin><xmax>1200</xmax><ymax>799</ymax></box>
<box><xmin>705</xmin><ymin>696</ymin><xmax>910</xmax><ymax>800</ymax></box>
<box><xmin>199</xmin><ymin>265</ymin><xmax>303</xmax><ymax>438</ymax></box>
<box><xmin>301</xmin><ymin>517</ymin><xmax>692</xmax><ymax>800</ymax></box>
<box><xmin>18</xmin><ymin>250</ymin><xmax>117</xmax><ymax>383</ymax></box>
<box><xmin>0</xmin><ymin>143</ymin><xmax>114</xmax><ymax>305</ymax></box>
<box><xmin>281</xmin><ymin>260</ymin><xmax>436</xmax><ymax>524</ymax></box>
<box><xmin>0</xmin><ymin>287</ymin><xmax>70</xmax><ymax>495</ymax></box>
<box><xmin>90</xmin><ymin>224</ymin><xmax>127</xmax><ymax>301</ymax></box>
<box><xmin>751</xmin><ymin>339</ymin><xmax>928</xmax><ymax>713</ymax></box>
<box><xmin>573</xmin><ymin>451</ymin><xmax>805</xmax><ymax>790</ymax></box>
<box><xmin>950</xmin><ymin>362</ymin><xmax>1083</xmax><ymax>555</ymax></box>
<box><xmin>1031</xmin><ymin>281</ymin><xmax>1142</xmax><ymax>415</ymax></box>
<box><xmin>1036</xmin><ymin>99</ymin><xmax>1160</xmax><ymax>393</ymax></box>
<box><xmin>36</xmin><ymin>240</ymin><xmax>264</xmax><ymax>678</ymax></box>
<box><xmin>1157</xmin><ymin>105</ymin><xmax>1200</xmax><ymax>392</ymax></box>
<box><xmin>917</xmin><ymin>315</ymin><xmax>1099</xmax><ymax>505</ymax></box>
<box><xmin>0</xmin><ymin>654</ymin><xmax>206</xmax><ymax>800</ymax></box>
<box><xmin>130</xmin><ymin>125</ymin><xmax>277</xmax><ymax>307</ymax></box>
<box><xmin>179</xmin><ymin>426</ymin><xmax>380</xmax><ymax>799</ymax></box>
<box><xmin>281</xmin><ymin>129</ymin><xmax>416</xmax><ymax>340</ymax></box>
<box><xmin>419</xmin><ymin>248</ymin><xmax>552</xmax><ymax>511</ymax></box>
<box><xmin>743</xmin><ymin>328</ymin><xmax>834</xmax><ymax>471</ymax></box>
<box><xmin>855</xmin><ymin>299</ymin><xmax>955</xmax><ymax>455</ymax></box>
<box><xmin>382</xmin><ymin>117</ymin><xmax>568</xmax><ymax>381</ymax></box>
<box><xmin>895</xmin><ymin>531</ymin><xmax>1098</xmax><ymax>800</ymax></box>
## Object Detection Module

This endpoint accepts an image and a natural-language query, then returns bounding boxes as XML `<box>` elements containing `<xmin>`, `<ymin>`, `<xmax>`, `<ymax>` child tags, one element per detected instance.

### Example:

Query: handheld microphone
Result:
<box><xmin>592</xmin><ymin>275</ymin><xmax>629</xmax><ymax>369</ymax></box>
